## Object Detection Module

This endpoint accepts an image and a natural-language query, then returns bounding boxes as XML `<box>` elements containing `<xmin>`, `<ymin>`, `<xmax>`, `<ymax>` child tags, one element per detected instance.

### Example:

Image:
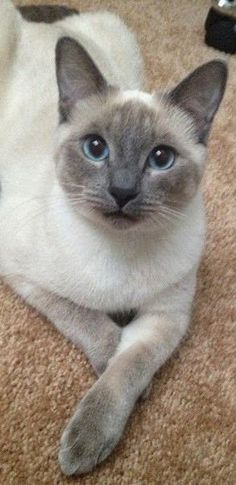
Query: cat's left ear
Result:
<box><xmin>56</xmin><ymin>37</ymin><xmax>108</xmax><ymax>122</ymax></box>
<box><xmin>166</xmin><ymin>60</ymin><xmax>228</xmax><ymax>143</ymax></box>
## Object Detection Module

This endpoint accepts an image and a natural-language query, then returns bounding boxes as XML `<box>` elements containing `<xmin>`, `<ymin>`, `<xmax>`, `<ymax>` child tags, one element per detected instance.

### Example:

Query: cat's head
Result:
<box><xmin>55</xmin><ymin>37</ymin><xmax>227</xmax><ymax>231</ymax></box>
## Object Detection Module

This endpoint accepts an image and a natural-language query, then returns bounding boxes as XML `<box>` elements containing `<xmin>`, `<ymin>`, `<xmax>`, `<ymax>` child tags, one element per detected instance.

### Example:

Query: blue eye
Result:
<box><xmin>82</xmin><ymin>135</ymin><xmax>109</xmax><ymax>162</ymax></box>
<box><xmin>147</xmin><ymin>145</ymin><xmax>176</xmax><ymax>170</ymax></box>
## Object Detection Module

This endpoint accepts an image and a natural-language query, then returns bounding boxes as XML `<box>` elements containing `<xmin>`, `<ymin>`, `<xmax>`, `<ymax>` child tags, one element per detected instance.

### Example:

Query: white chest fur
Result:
<box><xmin>0</xmin><ymin>175</ymin><xmax>204</xmax><ymax>313</ymax></box>
<box><xmin>0</xmin><ymin>8</ymin><xmax>205</xmax><ymax>313</ymax></box>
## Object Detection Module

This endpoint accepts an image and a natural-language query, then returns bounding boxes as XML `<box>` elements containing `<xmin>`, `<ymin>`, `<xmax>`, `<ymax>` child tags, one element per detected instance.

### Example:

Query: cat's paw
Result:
<box><xmin>58</xmin><ymin>382</ymin><xmax>126</xmax><ymax>475</ymax></box>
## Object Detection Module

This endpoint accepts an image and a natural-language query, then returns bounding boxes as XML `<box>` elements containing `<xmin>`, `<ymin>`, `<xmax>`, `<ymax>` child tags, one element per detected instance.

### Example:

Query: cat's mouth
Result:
<box><xmin>102</xmin><ymin>210</ymin><xmax>140</xmax><ymax>228</ymax></box>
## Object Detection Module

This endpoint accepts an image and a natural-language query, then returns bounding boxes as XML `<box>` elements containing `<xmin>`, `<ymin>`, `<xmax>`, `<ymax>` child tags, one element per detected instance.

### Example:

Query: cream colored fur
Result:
<box><xmin>0</xmin><ymin>1</ymin><xmax>204</xmax><ymax>316</ymax></box>
<box><xmin>0</xmin><ymin>1</ymin><xmax>205</xmax><ymax>475</ymax></box>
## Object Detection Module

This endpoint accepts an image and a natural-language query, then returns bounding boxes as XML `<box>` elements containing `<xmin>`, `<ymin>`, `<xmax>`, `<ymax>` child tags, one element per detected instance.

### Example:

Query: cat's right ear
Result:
<box><xmin>55</xmin><ymin>37</ymin><xmax>108</xmax><ymax>122</ymax></box>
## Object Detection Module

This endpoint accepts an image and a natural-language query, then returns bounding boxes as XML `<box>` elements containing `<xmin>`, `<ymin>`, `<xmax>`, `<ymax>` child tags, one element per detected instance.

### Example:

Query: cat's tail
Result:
<box><xmin>0</xmin><ymin>0</ymin><xmax>21</xmax><ymax>82</ymax></box>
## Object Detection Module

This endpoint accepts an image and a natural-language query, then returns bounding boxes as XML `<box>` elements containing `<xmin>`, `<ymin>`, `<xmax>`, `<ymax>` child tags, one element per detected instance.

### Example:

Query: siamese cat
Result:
<box><xmin>0</xmin><ymin>0</ymin><xmax>227</xmax><ymax>475</ymax></box>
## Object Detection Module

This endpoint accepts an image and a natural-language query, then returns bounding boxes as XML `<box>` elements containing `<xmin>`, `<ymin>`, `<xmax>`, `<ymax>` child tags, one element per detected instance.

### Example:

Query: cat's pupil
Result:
<box><xmin>83</xmin><ymin>135</ymin><xmax>109</xmax><ymax>162</ymax></box>
<box><xmin>147</xmin><ymin>145</ymin><xmax>175</xmax><ymax>170</ymax></box>
<box><xmin>90</xmin><ymin>139</ymin><xmax>105</xmax><ymax>157</ymax></box>
<box><xmin>154</xmin><ymin>148</ymin><xmax>169</xmax><ymax>166</ymax></box>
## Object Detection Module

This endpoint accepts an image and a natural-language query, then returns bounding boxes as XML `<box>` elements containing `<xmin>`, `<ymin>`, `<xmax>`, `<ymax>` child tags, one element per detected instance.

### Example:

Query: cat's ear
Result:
<box><xmin>166</xmin><ymin>60</ymin><xmax>228</xmax><ymax>143</ymax></box>
<box><xmin>56</xmin><ymin>37</ymin><xmax>108</xmax><ymax>122</ymax></box>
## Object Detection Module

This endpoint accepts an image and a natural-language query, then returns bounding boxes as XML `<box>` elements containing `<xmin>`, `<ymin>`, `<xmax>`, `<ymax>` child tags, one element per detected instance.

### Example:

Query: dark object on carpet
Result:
<box><xmin>18</xmin><ymin>4</ymin><xmax>79</xmax><ymax>23</ymax></box>
<box><xmin>205</xmin><ymin>1</ymin><xmax>236</xmax><ymax>53</ymax></box>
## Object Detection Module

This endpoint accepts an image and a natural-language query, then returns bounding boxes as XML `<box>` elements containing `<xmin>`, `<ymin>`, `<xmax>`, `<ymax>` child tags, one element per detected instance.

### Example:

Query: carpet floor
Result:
<box><xmin>1</xmin><ymin>1</ymin><xmax>236</xmax><ymax>483</ymax></box>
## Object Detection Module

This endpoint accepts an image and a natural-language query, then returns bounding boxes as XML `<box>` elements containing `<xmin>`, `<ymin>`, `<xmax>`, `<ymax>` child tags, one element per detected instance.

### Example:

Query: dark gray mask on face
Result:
<box><xmin>55</xmin><ymin>37</ymin><xmax>227</xmax><ymax>231</ymax></box>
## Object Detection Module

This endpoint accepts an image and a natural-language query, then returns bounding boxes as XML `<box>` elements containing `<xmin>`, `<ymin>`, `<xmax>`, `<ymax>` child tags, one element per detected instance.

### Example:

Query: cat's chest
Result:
<box><xmin>61</xmin><ymin>250</ymin><xmax>160</xmax><ymax>312</ymax></box>
<box><xmin>0</xmin><ymin>184</ymin><xmax>203</xmax><ymax>313</ymax></box>
<box><xmin>51</xmin><ymin>208</ymin><xmax>203</xmax><ymax>312</ymax></box>
<box><xmin>0</xmin><ymin>181</ymin><xmax>165</xmax><ymax>310</ymax></box>
<box><xmin>47</xmin><ymin>225</ymin><xmax>184</xmax><ymax>312</ymax></box>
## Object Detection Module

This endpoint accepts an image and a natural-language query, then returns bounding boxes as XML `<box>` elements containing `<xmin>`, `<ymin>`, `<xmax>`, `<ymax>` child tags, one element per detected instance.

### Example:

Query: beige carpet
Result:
<box><xmin>1</xmin><ymin>1</ymin><xmax>236</xmax><ymax>483</ymax></box>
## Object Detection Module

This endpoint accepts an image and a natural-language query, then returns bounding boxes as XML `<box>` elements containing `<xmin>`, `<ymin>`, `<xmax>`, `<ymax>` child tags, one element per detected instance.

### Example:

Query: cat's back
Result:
<box><xmin>2</xmin><ymin>9</ymin><xmax>143</xmax><ymax>117</ymax></box>
<box><xmin>62</xmin><ymin>11</ymin><xmax>144</xmax><ymax>90</ymax></box>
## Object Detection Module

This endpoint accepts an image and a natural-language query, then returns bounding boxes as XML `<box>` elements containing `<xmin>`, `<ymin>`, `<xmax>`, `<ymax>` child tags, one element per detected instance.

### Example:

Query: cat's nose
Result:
<box><xmin>110</xmin><ymin>186</ymin><xmax>138</xmax><ymax>208</ymax></box>
<box><xmin>109</xmin><ymin>170</ymin><xmax>138</xmax><ymax>208</ymax></box>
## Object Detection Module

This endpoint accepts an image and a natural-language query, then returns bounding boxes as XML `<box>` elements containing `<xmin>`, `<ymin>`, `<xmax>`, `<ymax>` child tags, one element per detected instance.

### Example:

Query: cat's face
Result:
<box><xmin>55</xmin><ymin>38</ymin><xmax>227</xmax><ymax>232</ymax></box>
<box><xmin>56</xmin><ymin>92</ymin><xmax>205</xmax><ymax>231</ymax></box>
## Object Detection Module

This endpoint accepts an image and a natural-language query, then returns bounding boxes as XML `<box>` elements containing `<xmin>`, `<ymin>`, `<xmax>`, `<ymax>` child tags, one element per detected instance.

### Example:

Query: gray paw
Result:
<box><xmin>58</xmin><ymin>382</ymin><xmax>126</xmax><ymax>475</ymax></box>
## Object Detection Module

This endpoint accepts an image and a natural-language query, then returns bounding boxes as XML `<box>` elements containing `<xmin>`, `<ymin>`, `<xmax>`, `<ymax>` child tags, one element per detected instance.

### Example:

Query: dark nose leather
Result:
<box><xmin>110</xmin><ymin>186</ymin><xmax>138</xmax><ymax>208</ymax></box>
<box><xmin>110</xmin><ymin>169</ymin><xmax>138</xmax><ymax>208</ymax></box>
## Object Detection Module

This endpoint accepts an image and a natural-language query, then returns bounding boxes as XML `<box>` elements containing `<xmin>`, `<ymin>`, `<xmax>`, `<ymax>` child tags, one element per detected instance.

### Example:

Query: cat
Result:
<box><xmin>0</xmin><ymin>0</ymin><xmax>227</xmax><ymax>476</ymax></box>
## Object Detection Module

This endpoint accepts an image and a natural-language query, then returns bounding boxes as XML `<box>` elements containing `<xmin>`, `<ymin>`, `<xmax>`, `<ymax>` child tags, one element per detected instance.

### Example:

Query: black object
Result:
<box><xmin>205</xmin><ymin>1</ymin><xmax>236</xmax><ymax>53</ymax></box>
<box><xmin>18</xmin><ymin>5</ymin><xmax>79</xmax><ymax>24</ymax></box>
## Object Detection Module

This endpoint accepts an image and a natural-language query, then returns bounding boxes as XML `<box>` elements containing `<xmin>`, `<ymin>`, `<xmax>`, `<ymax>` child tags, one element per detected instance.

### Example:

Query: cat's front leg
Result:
<box><xmin>13</xmin><ymin>281</ymin><xmax>121</xmax><ymax>375</ymax></box>
<box><xmin>59</xmin><ymin>273</ymin><xmax>196</xmax><ymax>475</ymax></box>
